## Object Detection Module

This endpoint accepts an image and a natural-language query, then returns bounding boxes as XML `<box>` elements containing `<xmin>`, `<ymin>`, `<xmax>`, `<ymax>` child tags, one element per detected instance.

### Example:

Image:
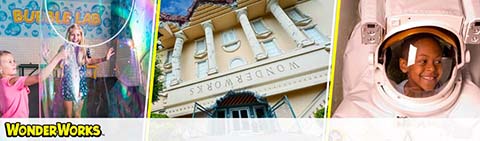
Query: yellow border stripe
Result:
<box><xmin>327</xmin><ymin>0</ymin><xmax>341</xmax><ymax>118</ymax></box>
<box><xmin>325</xmin><ymin>0</ymin><xmax>342</xmax><ymax>140</ymax></box>
<box><xmin>147</xmin><ymin>0</ymin><xmax>161</xmax><ymax>119</ymax></box>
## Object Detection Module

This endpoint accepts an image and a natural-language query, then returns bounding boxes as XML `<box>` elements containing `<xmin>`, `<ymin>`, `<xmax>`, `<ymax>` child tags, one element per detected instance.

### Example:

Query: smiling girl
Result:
<box><xmin>59</xmin><ymin>24</ymin><xmax>115</xmax><ymax>118</ymax></box>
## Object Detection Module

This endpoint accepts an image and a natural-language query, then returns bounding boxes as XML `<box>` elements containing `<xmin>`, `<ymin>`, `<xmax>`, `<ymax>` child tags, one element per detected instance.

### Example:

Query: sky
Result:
<box><xmin>160</xmin><ymin>0</ymin><xmax>195</xmax><ymax>16</ymax></box>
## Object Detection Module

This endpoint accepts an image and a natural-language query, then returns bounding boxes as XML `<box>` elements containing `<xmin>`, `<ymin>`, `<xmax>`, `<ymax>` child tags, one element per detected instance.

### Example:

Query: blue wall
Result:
<box><xmin>0</xmin><ymin>0</ymin><xmax>118</xmax><ymax>38</ymax></box>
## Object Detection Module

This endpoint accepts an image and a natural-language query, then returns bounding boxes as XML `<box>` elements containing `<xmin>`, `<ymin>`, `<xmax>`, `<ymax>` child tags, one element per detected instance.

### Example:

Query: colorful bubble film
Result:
<box><xmin>38</xmin><ymin>0</ymin><xmax>155</xmax><ymax>118</ymax></box>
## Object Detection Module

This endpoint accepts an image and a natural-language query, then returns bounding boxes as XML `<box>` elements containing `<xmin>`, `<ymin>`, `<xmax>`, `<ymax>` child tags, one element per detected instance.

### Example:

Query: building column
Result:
<box><xmin>201</xmin><ymin>20</ymin><xmax>218</xmax><ymax>74</ymax></box>
<box><xmin>268</xmin><ymin>0</ymin><xmax>313</xmax><ymax>48</ymax></box>
<box><xmin>170</xmin><ymin>31</ymin><xmax>187</xmax><ymax>86</ymax></box>
<box><xmin>235</xmin><ymin>8</ymin><xmax>267</xmax><ymax>60</ymax></box>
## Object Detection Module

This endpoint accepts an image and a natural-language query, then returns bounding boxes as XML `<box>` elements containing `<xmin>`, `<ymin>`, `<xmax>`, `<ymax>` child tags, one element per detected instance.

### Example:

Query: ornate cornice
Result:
<box><xmin>160</xmin><ymin>0</ymin><xmax>237</xmax><ymax>26</ymax></box>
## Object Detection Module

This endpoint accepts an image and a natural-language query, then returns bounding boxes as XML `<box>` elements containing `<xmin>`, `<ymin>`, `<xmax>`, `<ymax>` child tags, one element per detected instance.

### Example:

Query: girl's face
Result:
<box><xmin>69</xmin><ymin>29</ymin><xmax>82</xmax><ymax>44</ymax></box>
<box><xmin>401</xmin><ymin>38</ymin><xmax>443</xmax><ymax>92</ymax></box>
<box><xmin>0</xmin><ymin>54</ymin><xmax>17</xmax><ymax>77</ymax></box>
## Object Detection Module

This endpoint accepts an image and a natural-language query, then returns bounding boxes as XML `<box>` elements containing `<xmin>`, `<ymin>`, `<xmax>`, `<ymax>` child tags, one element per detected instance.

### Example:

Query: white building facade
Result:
<box><xmin>154</xmin><ymin>0</ymin><xmax>334</xmax><ymax>118</ymax></box>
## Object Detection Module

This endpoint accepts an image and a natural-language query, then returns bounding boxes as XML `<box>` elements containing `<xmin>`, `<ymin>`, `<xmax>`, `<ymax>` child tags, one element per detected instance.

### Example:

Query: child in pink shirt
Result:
<box><xmin>0</xmin><ymin>50</ymin><xmax>65</xmax><ymax>118</ymax></box>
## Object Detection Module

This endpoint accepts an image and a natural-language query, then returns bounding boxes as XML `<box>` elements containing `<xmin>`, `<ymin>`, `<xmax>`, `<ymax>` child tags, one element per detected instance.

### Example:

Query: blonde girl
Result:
<box><xmin>0</xmin><ymin>50</ymin><xmax>65</xmax><ymax>118</ymax></box>
<box><xmin>60</xmin><ymin>24</ymin><xmax>114</xmax><ymax>118</ymax></box>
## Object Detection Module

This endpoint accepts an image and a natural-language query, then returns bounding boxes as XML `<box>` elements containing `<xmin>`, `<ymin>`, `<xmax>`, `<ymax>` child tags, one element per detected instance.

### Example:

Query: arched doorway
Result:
<box><xmin>193</xmin><ymin>91</ymin><xmax>296</xmax><ymax>118</ymax></box>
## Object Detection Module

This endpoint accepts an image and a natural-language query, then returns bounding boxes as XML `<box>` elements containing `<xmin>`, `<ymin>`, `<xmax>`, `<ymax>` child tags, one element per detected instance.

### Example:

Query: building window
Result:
<box><xmin>222</xmin><ymin>29</ymin><xmax>240</xmax><ymax>52</ymax></box>
<box><xmin>253</xmin><ymin>106</ymin><xmax>267</xmax><ymax>118</ymax></box>
<box><xmin>229</xmin><ymin>58</ymin><xmax>246</xmax><ymax>69</ymax></box>
<box><xmin>303</xmin><ymin>26</ymin><xmax>330</xmax><ymax>46</ymax></box>
<box><xmin>286</xmin><ymin>8</ymin><xmax>311</xmax><ymax>25</ymax></box>
<box><xmin>194</xmin><ymin>38</ymin><xmax>207</xmax><ymax>58</ymax></box>
<box><xmin>230</xmin><ymin>107</ymin><xmax>250</xmax><ymax>118</ymax></box>
<box><xmin>216</xmin><ymin>109</ymin><xmax>226</xmax><ymax>118</ymax></box>
<box><xmin>222</xmin><ymin>29</ymin><xmax>237</xmax><ymax>44</ymax></box>
<box><xmin>262</xmin><ymin>39</ymin><xmax>281</xmax><ymax>57</ymax></box>
<box><xmin>230</xmin><ymin>107</ymin><xmax>252</xmax><ymax>130</ymax></box>
<box><xmin>251</xmin><ymin>19</ymin><xmax>271</xmax><ymax>38</ymax></box>
<box><xmin>196</xmin><ymin>60</ymin><xmax>208</xmax><ymax>78</ymax></box>
<box><xmin>164</xmin><ymin>71</ymin><xmax>173</xmax><ymax>87</ymax></box>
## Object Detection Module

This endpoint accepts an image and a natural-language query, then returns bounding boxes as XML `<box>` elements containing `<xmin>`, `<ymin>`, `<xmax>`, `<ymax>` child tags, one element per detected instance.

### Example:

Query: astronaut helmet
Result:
<box><xmin>373</xmin><ymin>23</ymin><xmax>465</xmax><ymax>115</ymax></box>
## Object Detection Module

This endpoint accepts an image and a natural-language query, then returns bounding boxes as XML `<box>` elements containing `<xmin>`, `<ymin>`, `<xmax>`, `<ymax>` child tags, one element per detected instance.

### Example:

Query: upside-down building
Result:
<box><xmin>153</xmin><ymin>0</ymin><xmax>333</xmax><ymax>118</ymax></box>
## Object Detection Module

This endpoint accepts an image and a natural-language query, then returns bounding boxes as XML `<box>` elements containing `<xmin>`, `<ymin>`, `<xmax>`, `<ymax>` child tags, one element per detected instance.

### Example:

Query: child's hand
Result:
<box><xmin>106</xmin><ymin>48</ymin><xmax>115</xmax><ymax>61</ymax></box>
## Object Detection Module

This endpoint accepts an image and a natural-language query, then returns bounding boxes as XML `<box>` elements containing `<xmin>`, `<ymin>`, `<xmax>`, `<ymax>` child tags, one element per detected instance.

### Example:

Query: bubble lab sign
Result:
<box><xmin>0</xmin><ymin>0</ymin><xmax>113</xmax><ymax>38</ymax></box>
<box><xmin>12</xmin><ymin>8</ymin><xmax>101</xmax><ymax>26</ymax></box>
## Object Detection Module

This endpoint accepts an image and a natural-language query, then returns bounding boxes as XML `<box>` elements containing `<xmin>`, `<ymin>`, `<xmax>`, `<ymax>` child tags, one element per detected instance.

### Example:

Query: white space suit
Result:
<box><xmin>334</xmin><ymin>0</ymin><xmax>480</xmax><ymax>117</ymax></box>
